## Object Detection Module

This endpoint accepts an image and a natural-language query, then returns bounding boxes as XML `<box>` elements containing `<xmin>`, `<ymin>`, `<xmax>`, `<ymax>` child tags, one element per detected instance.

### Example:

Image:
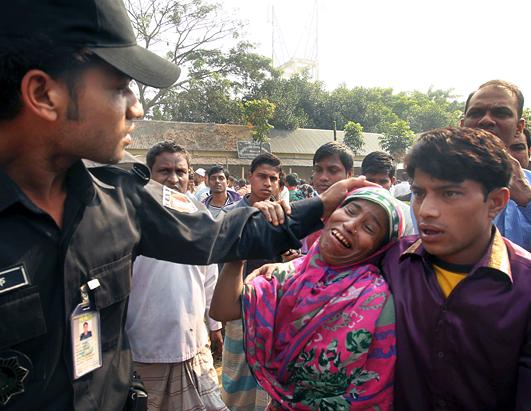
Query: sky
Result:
<box><xmin>221</xmin><ymin>0</ymin><xmax>531</xmax><ymax>104</ymax></box>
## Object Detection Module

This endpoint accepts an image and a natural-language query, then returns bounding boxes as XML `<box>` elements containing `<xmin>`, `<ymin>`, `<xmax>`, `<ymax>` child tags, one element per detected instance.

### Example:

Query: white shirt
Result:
<box><xmin>279</xmin><ymin>186</ymin><xmax>290</xmax><ymax>203</ymax></box>
<box><xmin>396</xmin><ymin>199</ymin><xmax>417</xmax><ymax>236</ymax></box>
<box><xmin>126</xmin><ymin>256</ymin><xmax>221</xmax><ymax>363</ymax></box>
<box><xmin>195</xmin><ymin>184</ymin><xmax>210</xmax><ymax>202</ymax></box>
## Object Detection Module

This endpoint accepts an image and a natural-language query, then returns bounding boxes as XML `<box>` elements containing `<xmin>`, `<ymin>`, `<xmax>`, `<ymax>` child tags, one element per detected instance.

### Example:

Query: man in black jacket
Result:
<box><xmin>0</xmin><ymin>1</ymin><xmax>365</xmax><ymax>409</ymax></box>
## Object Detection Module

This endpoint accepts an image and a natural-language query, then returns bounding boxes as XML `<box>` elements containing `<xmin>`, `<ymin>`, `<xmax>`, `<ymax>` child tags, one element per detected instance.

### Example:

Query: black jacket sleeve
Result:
<box><xmin>137</xmin><ymin>179</ymin><xmax>324</xmax><ymax>265</ymax></box>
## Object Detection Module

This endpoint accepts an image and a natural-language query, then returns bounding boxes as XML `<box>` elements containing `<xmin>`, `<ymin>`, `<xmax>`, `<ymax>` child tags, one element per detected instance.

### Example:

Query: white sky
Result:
<box><xmin>222</xmin><ymin>0</ymin><xmax>531</xmax><ymax>104</ymax></box>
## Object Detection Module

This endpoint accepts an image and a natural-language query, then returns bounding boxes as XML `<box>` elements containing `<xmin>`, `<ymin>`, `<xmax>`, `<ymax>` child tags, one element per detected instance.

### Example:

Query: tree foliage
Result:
<box><xmin>523</xmin><ymin>108</ymin><xmax>531</xmax><ymax>126</ymax></box>
<box><xmin>126</xmin><ymin>0</ymin><xmax>483</xmax><ymax>156</ymax></box>
<box><xmin>249</xmin><ymin>73</ymin><xmax>329</xmax><ymax>130</ymax></box>
<box><xmin>343</xmin><ymin>121</ymin><xmax>364</xmax><ymax>155</ymax></box>
<box><xmin>126</xmin><ymin>0</ymin><xmax>271</xmax><ymax>115</ymax></box>
<box><xmin>242</xmin><ymin>99</ymin><xmax>276</xmax><ymax>142</ymax></box>
<box><xmin>378</xmin><ymin>120</ymin><xmax>416</xmax><ymax>160</ymax></box>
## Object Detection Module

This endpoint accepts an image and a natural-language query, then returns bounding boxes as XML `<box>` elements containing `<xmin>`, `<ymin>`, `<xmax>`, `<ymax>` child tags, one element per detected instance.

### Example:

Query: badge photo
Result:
<box><xmin>70</xmin><ymin>307</ymin><xmax>102</xmax><ymax>379</ymax></box>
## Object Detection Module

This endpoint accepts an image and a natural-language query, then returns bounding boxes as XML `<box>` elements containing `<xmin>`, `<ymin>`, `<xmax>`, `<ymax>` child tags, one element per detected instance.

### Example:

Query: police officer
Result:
<box><xmin>0</xmin><ymin>0</ymin><xmax>369</xmax><ymax>409</ymax></box>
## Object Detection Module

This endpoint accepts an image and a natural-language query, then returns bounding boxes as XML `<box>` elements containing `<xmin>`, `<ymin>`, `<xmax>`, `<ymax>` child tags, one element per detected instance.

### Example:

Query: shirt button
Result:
<box><xmin>437</xmin><ymin>351</ymin><xmax>445</xmax><ymax>359</ymax></box>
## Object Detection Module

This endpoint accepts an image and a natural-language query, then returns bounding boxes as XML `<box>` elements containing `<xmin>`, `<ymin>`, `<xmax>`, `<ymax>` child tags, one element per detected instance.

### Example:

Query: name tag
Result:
<box><xmin>0</xmin><ymin>266</ymin><xmax>29</xmax><ymax>294</ymax></box>
<box><xmin>70</xmin><ymin>305</ymin><xmax>102</xmax><ymax>379</ymax></box>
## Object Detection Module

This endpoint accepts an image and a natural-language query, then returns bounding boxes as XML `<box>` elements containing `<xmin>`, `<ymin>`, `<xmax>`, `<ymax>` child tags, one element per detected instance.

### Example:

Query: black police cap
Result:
<box><xmin>1</xmin><ymin>0</ymin><xmax>180</xmax><ymax>88</ymax></box>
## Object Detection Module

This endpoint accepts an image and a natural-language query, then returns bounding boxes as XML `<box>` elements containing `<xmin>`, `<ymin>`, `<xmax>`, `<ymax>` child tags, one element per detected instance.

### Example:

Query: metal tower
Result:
<box><xmin>271</xmin><ymin>0</ymin><xmax>319</xmax><ymax>80</ymax></box>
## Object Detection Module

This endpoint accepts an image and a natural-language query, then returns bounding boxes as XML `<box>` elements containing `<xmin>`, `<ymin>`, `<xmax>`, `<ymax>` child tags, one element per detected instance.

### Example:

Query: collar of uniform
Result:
<box><xmin>66</xmin><ymin>161</ymin><xmax>97</xmax><ymax>205</ymax></box>
<box><xmin>0</xmin><ymin>161</ymin><xmax>96</xmax><ymax>212</ymax></box>
<box><xmin>0</xmin><ymin>167</ymin><xmax>28</xmax><ymax>212</ymax></box>
<box><xmin>399</xmin><ymin>227</ymin><xmax>513</xmax><ymax>283</ymax></box>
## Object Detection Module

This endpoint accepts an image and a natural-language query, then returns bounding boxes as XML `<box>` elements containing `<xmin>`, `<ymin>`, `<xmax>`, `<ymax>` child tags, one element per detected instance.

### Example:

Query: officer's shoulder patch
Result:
<box><xmin>162</xmin><ymin>186</ymin><xmax>198</xmax><ymax>214</ymax></box>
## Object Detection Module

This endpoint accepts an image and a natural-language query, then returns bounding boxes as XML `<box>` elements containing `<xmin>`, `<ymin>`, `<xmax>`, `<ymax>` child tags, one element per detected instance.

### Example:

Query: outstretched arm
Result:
<box><xmin>209</xmin><ymin>261</ymin><xmax>245</xmax><ymax>321</ymax></box>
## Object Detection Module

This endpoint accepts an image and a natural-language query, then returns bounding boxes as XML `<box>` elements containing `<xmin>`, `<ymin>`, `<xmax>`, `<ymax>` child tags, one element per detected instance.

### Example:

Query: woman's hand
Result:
<box><xmin>245</xmin><ymin>263</ymin><xmax>283</xmax><ymax>283</ymax></box>
<box><xmin>281</xmin><ymin>249</ymin><xmax>302</xmax><ymax>262</ymax></box>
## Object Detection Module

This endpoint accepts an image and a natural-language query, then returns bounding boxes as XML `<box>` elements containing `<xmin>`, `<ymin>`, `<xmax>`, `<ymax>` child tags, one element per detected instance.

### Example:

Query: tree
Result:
<box><xmin>126</xmin><ymin>0</ymin><xmax>271</xmax><ymax>115</ymax></box>
<box><xmin>378</xmin><ymin>120</ymin><xmax>416</xmax><ymax>160</ymax></box>
<box><xmin>343</xmin><ymin>121</ymin><xmax>364</xmax><ymax>155</ymax></box>
<box><xmin>523</xmin><ymin>108</ymin><xmax>531</xmax><ymax>126</ymax></box>
<box><xmin>251</xmin><ymin>73</ymin><xmax>328</xmax><ymax>130</ymax></box>
<box><xmin>151</xmin><ymin>76</ymin><xmax>244</xmax><ymax>123</ymax></box>
<box><xmin>242</xmin><ymin>99</ymin><xmax>276</xmax><ymax>142</ymax></box>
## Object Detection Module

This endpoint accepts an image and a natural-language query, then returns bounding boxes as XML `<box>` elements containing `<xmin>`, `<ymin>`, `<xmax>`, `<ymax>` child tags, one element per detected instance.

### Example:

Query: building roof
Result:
<box><xmin>130</xmin><ymin>120</ymin><xmax>385</xmax><ymax>157</ymax></box>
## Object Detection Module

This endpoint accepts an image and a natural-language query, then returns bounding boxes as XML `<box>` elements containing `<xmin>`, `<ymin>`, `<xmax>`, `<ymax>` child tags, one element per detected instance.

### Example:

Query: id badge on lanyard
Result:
<box><xmin>70</xmin><ymin>283</ymin><xmax>102</xmax><ymax>379</ymax></box>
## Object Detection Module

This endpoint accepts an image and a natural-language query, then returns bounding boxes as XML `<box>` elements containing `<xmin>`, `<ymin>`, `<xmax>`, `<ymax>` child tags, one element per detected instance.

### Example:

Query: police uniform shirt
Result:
<box><xmin>0</xmin><ymin>160</ymin><xmax>324</xmax><ymax>410</ymax></box>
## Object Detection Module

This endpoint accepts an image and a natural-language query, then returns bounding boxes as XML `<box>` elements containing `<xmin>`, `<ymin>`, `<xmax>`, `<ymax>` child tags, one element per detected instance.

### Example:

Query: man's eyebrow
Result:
<box><xmin>412</xmin><ymin>182</ymin><xmax>464</xmax><ymax>190</ymax></box>
<box><xmin>492</xmin><ymin>106</ymin><xmax>513</xmax><ymax>113</ymax></box>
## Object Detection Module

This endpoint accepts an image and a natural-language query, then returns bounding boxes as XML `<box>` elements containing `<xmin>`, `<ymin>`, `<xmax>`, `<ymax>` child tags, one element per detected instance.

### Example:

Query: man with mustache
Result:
<box><xmin>0</xmin><ymin>1</ymin><xmax>360</xmax><ymax>408</ymax></box>
<box><xmin>461</xmin><ymin>80</ymin><xmax>531</xmax><ymax>251</ymax></box>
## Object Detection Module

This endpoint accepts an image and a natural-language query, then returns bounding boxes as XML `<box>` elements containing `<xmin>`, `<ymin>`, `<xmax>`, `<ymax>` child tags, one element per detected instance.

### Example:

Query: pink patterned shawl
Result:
<box><xmin>242</xmin><ymin>244</ymin><xmax>396</xmax><ymax>410</ymax></box>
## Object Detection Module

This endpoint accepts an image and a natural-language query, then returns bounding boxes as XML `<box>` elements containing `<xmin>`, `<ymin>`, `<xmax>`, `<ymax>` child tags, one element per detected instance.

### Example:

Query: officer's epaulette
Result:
<box><xmin>83</xmin><ymin>156</ymin><xmax>151</xmax><ymax>186</ymax></box>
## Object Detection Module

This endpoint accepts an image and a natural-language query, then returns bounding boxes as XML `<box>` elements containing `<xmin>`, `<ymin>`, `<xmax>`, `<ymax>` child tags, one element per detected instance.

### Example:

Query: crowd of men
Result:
<box><xmin>0</xmin><ymin>0</ymin><xmax>530</xmax><ymax>410</ymax></box>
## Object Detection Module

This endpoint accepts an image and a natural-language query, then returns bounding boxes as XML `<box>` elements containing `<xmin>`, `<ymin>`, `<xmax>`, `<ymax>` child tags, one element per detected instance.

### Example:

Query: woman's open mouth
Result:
<box><xmin>331</xmin><ymin>228</ymin><xmax>351</xmax><ymax>248</ymax></box>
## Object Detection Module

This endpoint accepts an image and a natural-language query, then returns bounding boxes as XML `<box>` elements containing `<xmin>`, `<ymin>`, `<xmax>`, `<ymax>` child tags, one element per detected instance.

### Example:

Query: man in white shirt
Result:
<box><xmin>126</xmin><ymin>141</ymin><xmax>227</xmax><ymax>410</ymax></box>
<box><xmin>194</xmin><ymin>167</ymin><xmax>210</xmax><ymax>202</ymax></box>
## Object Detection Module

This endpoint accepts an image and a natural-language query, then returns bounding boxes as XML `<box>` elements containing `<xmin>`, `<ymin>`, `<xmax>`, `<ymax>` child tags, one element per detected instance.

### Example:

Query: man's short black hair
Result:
<box><xmin>208</xmin><ymin>165</ymin><xmax>229</xmax><ymax>179</ymax></box>
<box><xmin>285</xmin><ymin>173</ymin><xmax>299</xmax><ymax>187</ymax></box>
<box><xmin>313</xmin><ymin>141</ymin><xmax>354</xmax><ymax>172</ymax></box>
<box><xmin>0</xmin><ymin>35</ymin><xmax>102</xmax><ymax>121</ymax></box>
<box><xmin>146</xmin><ymin>141</ymin><xmax>190</xmax><ymax>171</ymax></box>
<box><xmin>361</xmin><ymin>151</ymin><xmax>396</xmax><ymax>178</ymax></box>
<box><xmin>250</xmin><ymin>153</ymin><xmax>282</xmax><ymax>173</ymax></box>
<box><xmin>464</xmin><ymin>80</ymin><xmax>524</xmax><ymax>118</ymax></box>
<box><xmin>406</xmin><ymin>127</ymin><xmax>511</xmax><ymax>198</ymax></box>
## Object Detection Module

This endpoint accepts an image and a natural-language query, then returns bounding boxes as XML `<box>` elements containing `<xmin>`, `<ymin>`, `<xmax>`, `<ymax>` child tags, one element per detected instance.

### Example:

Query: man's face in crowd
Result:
<box><xmin>193</xmin><ymin>174</ymin><xmax>204</xmax><ymax>186</ymax></box>
<box><xmin>248</xmin><ymin>164</ymin><xmax>280</xmax><ymax>202</ymax></box>
<box><xmin>410</xmin><ymin>169</ymin><xmax>505</xmax><ymax>265</ymax></box>
<box><xmin>208</xmin><ymin>171</ymin><xmax>227</xmax><ymax>194</ymax></box>
<box><xmin>312</xmin><ymin>154</ymin><xmax>352</xmax><ymax>194</ymax></box>
<box><xmin>61</xmin><ymin>63</ymin><xmax>143</xmax><ymax>164</ymax></box>
<box><xmin>364</xmin><ymin>172</ymin><xmax>395</xmax><ymax>191</ymax></box>
<box><xmin>151</xmin><ymin>151</ymin><xmax>189</xmax><ymax>194</ymax></box>
<box><xmin>461</xmin><ymin>85</ymin><xmax>524</xmax><ymax>147</ymax></box>
<box><xmin>508</xmin><ymin>131</ymin><xmax>530</xmax><ymax>169</ymax></box>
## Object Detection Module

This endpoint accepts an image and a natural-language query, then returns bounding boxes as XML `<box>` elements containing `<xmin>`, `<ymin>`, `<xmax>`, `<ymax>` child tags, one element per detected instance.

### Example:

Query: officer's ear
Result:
<box><xmin>20</xmin><ymin>69</ymin><xmax>67</xmax><ymax>122</ymax></box>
